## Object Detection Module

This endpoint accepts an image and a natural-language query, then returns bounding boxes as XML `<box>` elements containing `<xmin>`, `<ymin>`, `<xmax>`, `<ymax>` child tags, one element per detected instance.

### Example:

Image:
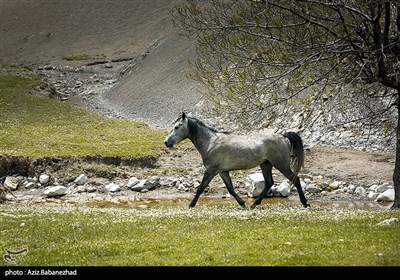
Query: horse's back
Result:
<box><xmin>205</xmin><ymin>131</ymin><xmax>290</xmax><ymax>171</ymax></box>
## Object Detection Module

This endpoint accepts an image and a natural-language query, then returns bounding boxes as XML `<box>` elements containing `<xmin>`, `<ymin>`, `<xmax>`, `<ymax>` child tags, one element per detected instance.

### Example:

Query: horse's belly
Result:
<box><xmin>220</xmin><ymin>154</ymin><xmax>264</xmax><ymax>171</ymax></box>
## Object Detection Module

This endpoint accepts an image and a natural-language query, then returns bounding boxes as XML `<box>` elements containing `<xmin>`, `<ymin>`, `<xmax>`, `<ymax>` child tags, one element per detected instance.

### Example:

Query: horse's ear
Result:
<box><xmin>182</xmin><ymin>112</ymin><xmax>186</xmax><ymax>120</ymax></box>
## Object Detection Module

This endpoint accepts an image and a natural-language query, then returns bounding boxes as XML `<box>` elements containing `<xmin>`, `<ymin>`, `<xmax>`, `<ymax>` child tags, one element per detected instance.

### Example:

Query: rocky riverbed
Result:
<box><xmin>1</xmin><ymin>145</ymin><xmax>395</xmax><ymax>209</ymax></box>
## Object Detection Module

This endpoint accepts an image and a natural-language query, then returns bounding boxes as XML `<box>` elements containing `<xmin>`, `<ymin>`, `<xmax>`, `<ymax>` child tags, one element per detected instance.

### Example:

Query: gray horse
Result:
<box><xmin>164</xmin><ymin>113</ymin><xmax>310</xmax><ymax>209</ymax></box>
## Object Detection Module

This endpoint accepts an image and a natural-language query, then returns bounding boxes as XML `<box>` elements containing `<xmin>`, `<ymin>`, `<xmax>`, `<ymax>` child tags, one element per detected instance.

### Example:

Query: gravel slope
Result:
<box><xmin>0</xmin><ymin>0</ymin><xmax>202</xmax><ymax>129</ymax></box>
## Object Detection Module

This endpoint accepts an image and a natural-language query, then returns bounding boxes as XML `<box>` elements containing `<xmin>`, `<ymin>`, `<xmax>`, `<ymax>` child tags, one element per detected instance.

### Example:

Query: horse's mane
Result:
<box><xmin>187</xmin><ymin>116</ymin><xmax>230</xmax><ymax>134</ymax></box>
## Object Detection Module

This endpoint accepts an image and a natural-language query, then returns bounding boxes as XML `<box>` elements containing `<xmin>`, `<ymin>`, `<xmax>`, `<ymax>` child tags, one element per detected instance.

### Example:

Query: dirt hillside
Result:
<box><xmin>1</xmin><ymin>0</ymin><xmax>180</xmax><ymax>64</ymax></box>
<box><xmin>0</xmin><ymin>0</ymin><xmax>202</xmax><ymax>128</ymax></box>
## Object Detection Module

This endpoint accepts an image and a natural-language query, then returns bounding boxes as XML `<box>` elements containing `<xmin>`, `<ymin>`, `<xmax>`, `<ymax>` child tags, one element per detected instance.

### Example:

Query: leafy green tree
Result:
<box><xmin>171</xmin><ymin>0</ymin><xmax>400</xmax><ymax>208</ymax></box>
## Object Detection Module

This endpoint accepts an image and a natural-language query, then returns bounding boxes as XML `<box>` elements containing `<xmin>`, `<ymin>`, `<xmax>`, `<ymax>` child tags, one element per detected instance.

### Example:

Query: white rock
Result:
<box><xmin>142</xmin><ymin>176</ymin><xmax>160</xmax><ymax>190</ymax></box>
<box><xmin>368</xmin><ymin>192</ymin><xmax>379</xmax><ymax>200</ymax></box>
<box><xmin>354</xmin><ymin>186</ymin><xmax>365</xmax><ymax>195</ymax></box>
<box><xmin>105</xmin><ymin>183</ymin><xmax>120</xmax><ymax>192</ymax></box>
<box><xmin>74</xmin><ymin>174</ymin><xmax>88</xmax><ymax>185</ymax></box>
<box><xmin>177</xmin><ymin>183</ymin><xmax>188</xmax><ymax>192</ymax></box>
<box><xmin>376</xmin><ymin>218</ymin><xmax>399</xmax><ymax>226</ymax></box>
<box><xmin>39</xmin><ymin>174</ymin><xmax>50</xmax><ymax>184</ymax></box>
<box><xmin>368</xmin><ymin>184</ymin><xmax>379</xmax><ymax>192</ymax></box>
<box><xmin>347</xmin><ymin>184</ymin><xmax>356</xmax><ymax>193</ymax></box>
<box><xmin>127</xmin><ymin>177</ymin><xmax>140</xmax><ymax>188</ymax></box>
<box><xmin>277</xmin><ymin>180</ymin><xmax>291</xmax><ymax>197</ymax></box>
<box><xmin>246</xmin><ymin>173</ymin><xmax>265</xmax><ymax>198</ymax></box>
<box><xmin>4</xmin><ymin>176</ymin><xmax>19</xmax><ymax>191</ymax></box>
<box><xmin>376</xmin><ymin>189</ymin><xmax>395</xmax><ymax>202</ymax></box>
<box><xmin>43</xmin><ymin>186</ymin><xmax>67</xmax><ymax>197</ymax></box>
<box><xmin>25</xmin><ymin>182</ymin><xmax>38</xmax><ymax>189</ymax></box>
<box><xmin>131</xmin><ymin>180</ymin><xmax>146</xmax><ymax>191</ymax></box>
<box><xmin>330</xmin><ymin>181</ymin><xmax>342</xmax><ymax>189</ymax></box>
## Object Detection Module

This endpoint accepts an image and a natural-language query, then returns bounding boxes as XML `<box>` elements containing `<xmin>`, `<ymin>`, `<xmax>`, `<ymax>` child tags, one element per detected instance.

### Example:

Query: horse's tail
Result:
<box><xmin>283</xmin><ymin>131</ymin><xmax>304</xmax><ymax>176</ymax></box>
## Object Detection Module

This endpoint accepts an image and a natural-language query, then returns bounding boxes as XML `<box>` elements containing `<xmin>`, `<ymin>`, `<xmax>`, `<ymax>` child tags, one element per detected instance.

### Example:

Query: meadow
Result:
<box><xmin>1</xmin><ymin>203</ymin><xmax>399</xmax><ymax>266</ymax></box>
<box><xmin>0</xmin><ymin>70</ymin><xmax>165</xmax><ymax>157</ymax></box>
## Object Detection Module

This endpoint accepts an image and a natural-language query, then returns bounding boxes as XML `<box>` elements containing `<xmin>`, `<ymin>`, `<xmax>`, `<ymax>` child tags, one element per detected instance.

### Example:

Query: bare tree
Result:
<box><xmin>171</xmin><ymin>0</ymin><xmax>400</xmax><ymax>208</ymax></box>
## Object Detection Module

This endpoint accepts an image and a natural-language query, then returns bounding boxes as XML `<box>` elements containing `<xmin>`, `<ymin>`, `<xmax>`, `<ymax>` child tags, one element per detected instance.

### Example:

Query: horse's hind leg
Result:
<box><xmin>251</xmin><ymin>161</ymin><xmax>274</xmax><ymax>209</ymax></box>
<box><xmin>279</xmin><ymin>169</ymin><xmax>310</xmax><ymax>208</ymax></box>
<box><xmin>189</xmin><ymin>169</ymin><xmax>217</xmax><ymax>208</ymax></box>
<box><xmin>219</xmin><ymin>172</ymin><xmax>246</xmax><ymax>208</ymax></box>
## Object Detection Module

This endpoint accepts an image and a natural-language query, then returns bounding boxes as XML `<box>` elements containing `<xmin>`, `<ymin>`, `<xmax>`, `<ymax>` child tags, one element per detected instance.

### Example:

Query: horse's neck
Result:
<box><xmin>188</xmin><ymin>124</ymin><xmax>215</xmax><ymax>156</ymax></box>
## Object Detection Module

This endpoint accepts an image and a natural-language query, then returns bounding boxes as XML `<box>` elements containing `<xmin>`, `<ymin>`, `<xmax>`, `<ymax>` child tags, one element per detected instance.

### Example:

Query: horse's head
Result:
<box><xmin>164</xmin><ymin>112</ymin><xmax>190</xmax><ymax>148</ymax></box>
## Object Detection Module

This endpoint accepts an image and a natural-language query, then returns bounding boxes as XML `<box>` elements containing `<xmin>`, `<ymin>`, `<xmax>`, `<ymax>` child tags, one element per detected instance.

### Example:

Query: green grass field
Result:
<box><xmin>0</xmin><ymin>73</ymin><xmax>165</xmax><ymax>157</ymax></box>
<box><xmin>1</xmin><ymin>203</ymin><xmax>399</xmax><ymax>266</ymax></box>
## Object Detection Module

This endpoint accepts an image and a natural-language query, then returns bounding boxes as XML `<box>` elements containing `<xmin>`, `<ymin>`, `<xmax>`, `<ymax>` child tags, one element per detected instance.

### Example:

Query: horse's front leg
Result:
<box><xmin>189</xmin><ymin>169</ymin><xmax>217</xmax><ymax>208</ymax></box>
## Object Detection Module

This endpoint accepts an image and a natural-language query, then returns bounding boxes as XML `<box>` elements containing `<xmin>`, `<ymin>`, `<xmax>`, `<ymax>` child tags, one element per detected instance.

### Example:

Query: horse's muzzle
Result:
<box><xmin>164</xmin><ymin>140</ymin><xmax>173</xmax><ymax>148</ymax></box>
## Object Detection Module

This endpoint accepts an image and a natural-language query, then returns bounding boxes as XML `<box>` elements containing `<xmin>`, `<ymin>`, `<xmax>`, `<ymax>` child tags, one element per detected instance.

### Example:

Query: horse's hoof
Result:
<box><xmin>303</xmin><ymin>203</ymin><xmax>310</xmax><ymax>208</ymax></box>
<box><xmin>250</xmin><ymin>204</ymin><xmax>257</xmax><ymax>210</ymax></box>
